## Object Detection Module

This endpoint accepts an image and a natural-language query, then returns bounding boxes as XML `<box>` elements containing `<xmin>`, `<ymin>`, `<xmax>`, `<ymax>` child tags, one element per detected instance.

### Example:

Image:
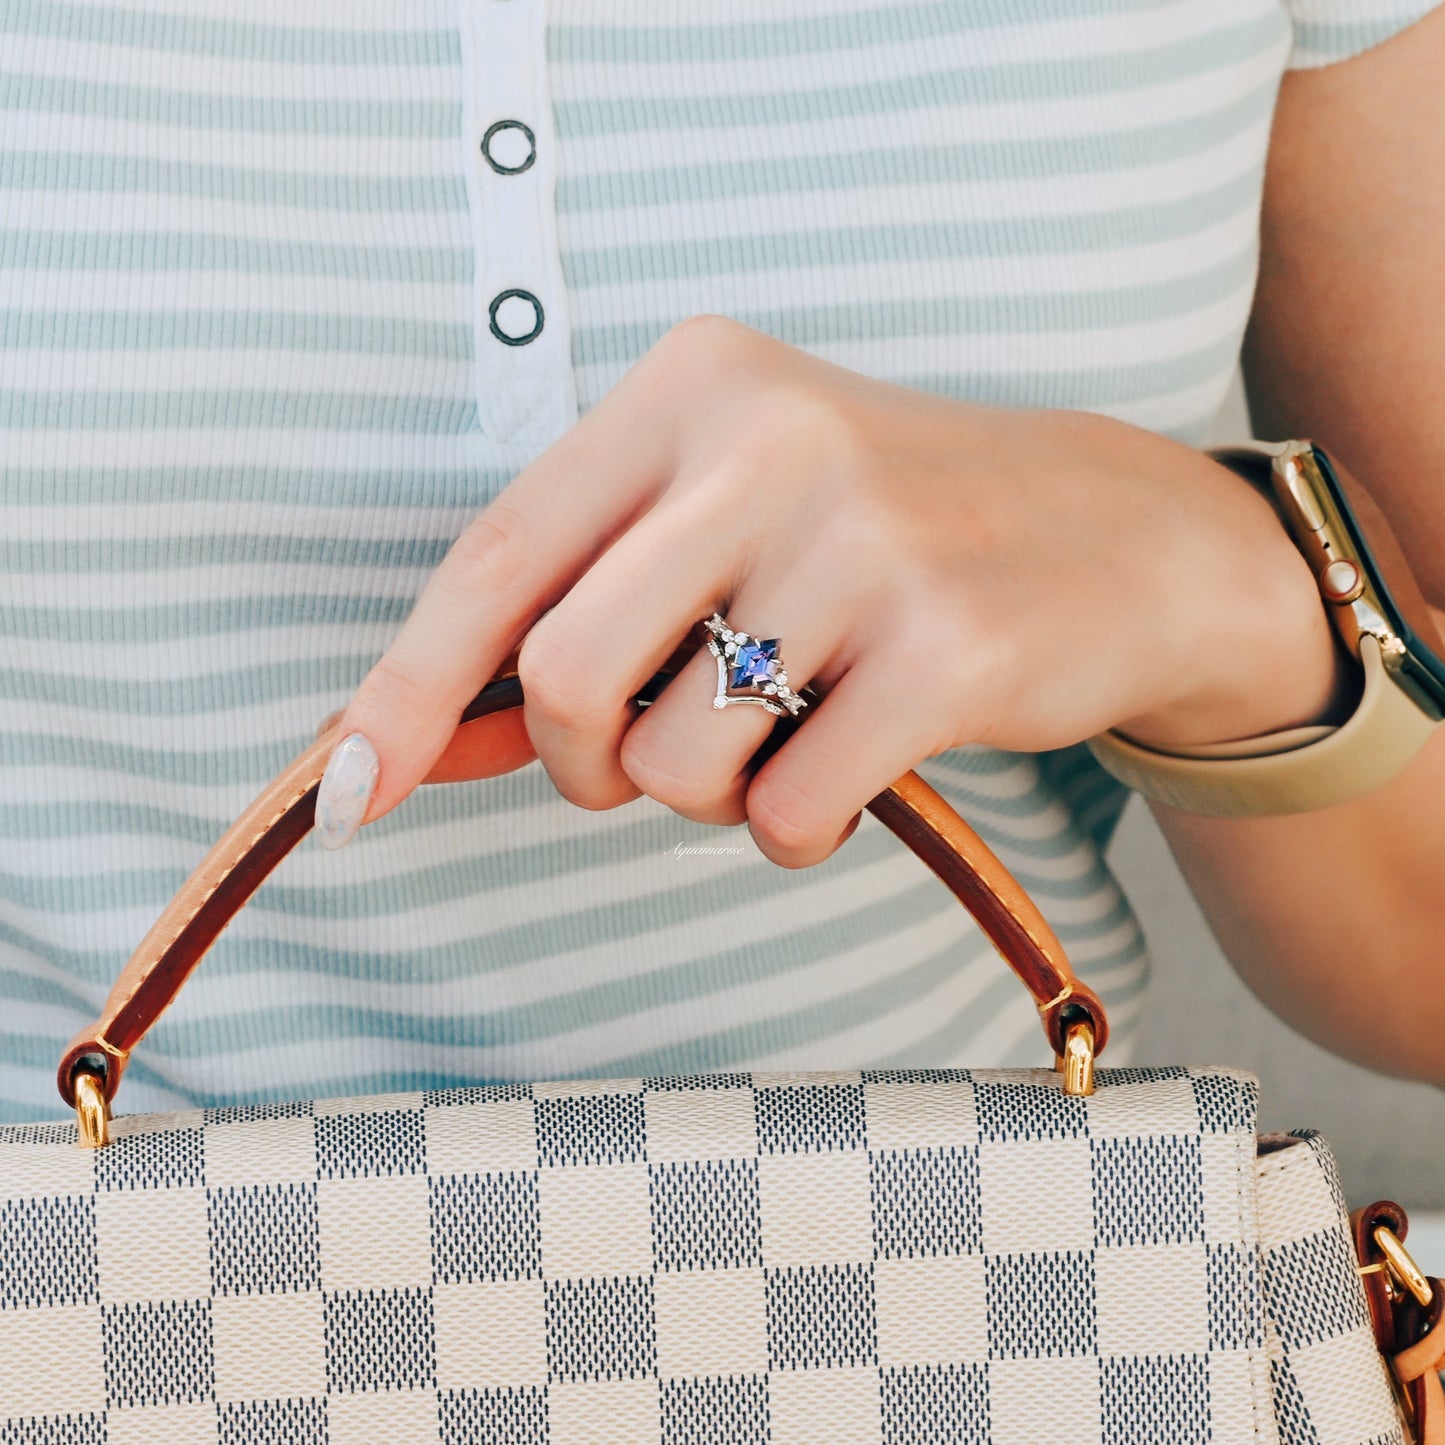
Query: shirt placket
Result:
<box><xmin>458</xmin><ymin>0</ymin><xmax>578</xmax><ymax>451</ymax></box>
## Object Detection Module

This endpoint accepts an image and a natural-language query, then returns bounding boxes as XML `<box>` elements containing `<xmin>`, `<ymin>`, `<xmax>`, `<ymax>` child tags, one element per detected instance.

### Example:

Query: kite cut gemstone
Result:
<box><xmin>729</xmin><ymin>637</ymin><xmax>780</xmax><ymax>691</ymax></box>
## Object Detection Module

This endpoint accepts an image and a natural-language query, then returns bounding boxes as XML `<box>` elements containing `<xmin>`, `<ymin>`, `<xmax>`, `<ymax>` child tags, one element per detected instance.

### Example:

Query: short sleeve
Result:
<box><xmin>1282</xmin><ymin>0</ymin><xmax>1444</xmax><ymax>68</ymax></box>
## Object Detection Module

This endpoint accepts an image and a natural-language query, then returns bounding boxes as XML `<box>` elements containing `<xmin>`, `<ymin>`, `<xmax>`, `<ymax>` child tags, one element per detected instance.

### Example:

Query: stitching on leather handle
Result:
<box><xmin>110</xmin><ymin>756</ymin><xmax>328</xmax><ymax>1020</ymax></box>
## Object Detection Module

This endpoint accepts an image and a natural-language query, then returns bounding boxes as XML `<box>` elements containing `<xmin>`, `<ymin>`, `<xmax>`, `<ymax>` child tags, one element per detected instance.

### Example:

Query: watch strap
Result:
<box><xmin>1086</xmin><ymin>632</ymin><xmax>1438</xmax><ymax>816</ymax></box>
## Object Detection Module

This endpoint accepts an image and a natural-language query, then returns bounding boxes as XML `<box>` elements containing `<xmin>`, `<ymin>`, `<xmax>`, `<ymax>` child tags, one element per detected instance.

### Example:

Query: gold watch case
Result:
<box><xmin>1211</xmin><ymin>440</ymin><xmax>1445</xmax><ymax>723</ymax></box>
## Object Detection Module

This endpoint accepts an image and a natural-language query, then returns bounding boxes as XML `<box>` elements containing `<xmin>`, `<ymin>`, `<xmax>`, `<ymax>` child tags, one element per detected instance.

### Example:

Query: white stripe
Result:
<box><xmin>553</xmin><ymin>0</ymin><xmax>1279</xmax><ymax>76</ymax></box>
<box><xmin>3</xmin><ymin>272</ymin><xmax>471</xmax><ymax>324</ymax></box>
<box><xmin>4</xmin><ymin>33</ymin><xmax>462</xmax><ymax>104</ymax></box>
<box><xmin>1</xmin><ymin>194</ymin><xmax>469</xmax><ymax>249</ymax></box>
<box><xmin>5</xmin><ymin>108</ymin><xmax>464</xmax><ymax>175</ymax></box>
<box><xmin>0</xmin><ymin>429</ymin><xmax>538</xmax><ymax>471</ymax></box>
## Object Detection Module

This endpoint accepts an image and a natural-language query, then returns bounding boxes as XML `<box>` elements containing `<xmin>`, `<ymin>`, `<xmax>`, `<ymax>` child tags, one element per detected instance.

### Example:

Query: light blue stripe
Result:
<box><xmin>0</xmin><ymin>765</ymin><xmax>568</xmax><ymax>845</ymax></box>
<box><xmin>0</xmin><ymin>728</ymin><xmax>342</xmax><ymax>785</ymax></box>
<box><xmin>572</xmin><ymin>249</ymin><xmax>1255</xmax><ymax>365</ymax></box>
<box><xmin>0</xmin><ymin>2</ymin><xmax>460</xmax><ymax>64</ymax></box>
<box><xmin>0</xmin><ymin>389</ymin><xmax>477</xmax><ymax>431</ymax></box>
<box><xmin>556</xmin><ymin>83</ymin><xmax>1277</xmax><ymax>210</ymax></box>
<box><xmin>0</xmin><ymin>230</ymin><xmax>471</xmax><ymax>282</ymax></box>
<box><xmin>0</xmin><ymin>531</ymin><xmax>455</xmax><ymax>574</ymax></box>
<box><xmin>551</xmin><ymin>17</ymin><xmax>1285</xmax><ymax>135</ymax></box>
<box><xmin>0</xmin><ymin>152</ymin><xmax>468</xmax><ymax>211</ymax></box>
<box><xmin>0</xmin><ymin>71</ymin><xmax>458</xmax><ymax>137</ymax></box>
<box><xmin>562</xmin><ymin>174</ymin><xmax>1262</xmax><ymax>288</ymax></box>
<box><xmin>0</xmin><ymin>800</ymin><xmax>266</xmax><ymax>847</ymax></box>
<box><xmin>1</xmin><ymin>309</ymin><xmax>472</xmax><ymax>356</ymax></box>
<box><xmin>1290</xmin><ymin>15</ymin><xmax>1433</xmax><ymax>60</ymax></box>
<box><xmin>1</xmin><ymin>592</ymin><xmax>415</xmax><ymax>644</ymax></box>
<box><xmin>548</xmin><ymin>0</ymin><xmax>1172</xmax><ymax>63</ymax></box>
<box><xmin>0</xmin><ymin>465</ymin><xmax>511</xmax><ymax>507</ymax></box>
<box><xmin>894</xmin><ymin>334</ymin><xmax>1242</xmax><ymax>413</ymax></box>
<box><xmin>0</xmin><ymin>655</ymin><xmax>380</xmax><ymax>716</ymax></box>
<box><xmin>0</xmin><ymin>965</ymin><xmax>104</xmax><ymax>1014</ymax></box>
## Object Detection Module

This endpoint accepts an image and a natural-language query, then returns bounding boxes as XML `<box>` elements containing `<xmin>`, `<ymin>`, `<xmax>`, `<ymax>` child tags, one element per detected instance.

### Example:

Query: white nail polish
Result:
<box><xmin>315</xmin><ymin>732</ymin><xmax>379</xmax><ymax>851</ymax></box>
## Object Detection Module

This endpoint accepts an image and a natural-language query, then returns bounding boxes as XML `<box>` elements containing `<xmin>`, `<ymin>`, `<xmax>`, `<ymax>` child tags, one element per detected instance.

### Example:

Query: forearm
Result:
<box><xmin>1145</xmin><ymin>708</ymin><xmax>1445</xmax><ymax>1087</ymax></box>
<box><xmin>1141</xmin><ymin>7</ymin><xmax>1445</xmax><ymax>1089</ymax></box>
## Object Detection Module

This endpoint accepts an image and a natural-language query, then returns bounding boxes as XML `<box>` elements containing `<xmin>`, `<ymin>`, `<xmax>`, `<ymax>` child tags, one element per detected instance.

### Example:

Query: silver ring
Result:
<box><xmin>702</xmin><ymin>612</ymin><xmax>809</xmax><ymax>718</ymax></box>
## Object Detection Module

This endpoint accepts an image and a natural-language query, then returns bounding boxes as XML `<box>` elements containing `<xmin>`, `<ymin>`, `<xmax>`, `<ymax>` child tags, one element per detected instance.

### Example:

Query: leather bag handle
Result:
<box><xmin>57</xmin><ymin>620</ymin><xmax>1108</xmax><ymax>1118</ymax></box>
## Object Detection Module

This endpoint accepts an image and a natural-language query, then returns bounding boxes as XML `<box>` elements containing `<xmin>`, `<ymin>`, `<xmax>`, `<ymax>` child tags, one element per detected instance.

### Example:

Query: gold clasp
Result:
<box><xmin>1041</xmin><ymin>985</ymin><xmax>1096</xmax><ymax>1097</ymax></box>
<box><xmin>1374</xmin><ymin>1224</ymin><xmax>1433</xmax><ymax>1308</ymax></box>
<box><xmin>1055</xmin><ymin>1019</ymin><xmax>1096</xmax><ymax>1098</ymax></box>
<box><xmin>73</xmin><ymin>1071</ymin><xmax>111</xmax><ymax>1150</ymax></box>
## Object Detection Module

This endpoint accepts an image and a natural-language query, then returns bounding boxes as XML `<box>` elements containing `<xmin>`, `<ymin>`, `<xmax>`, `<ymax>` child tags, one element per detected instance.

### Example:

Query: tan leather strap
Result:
<box><xmin>57</xmin><ymin>620</ymin><xmax>1108</xmax><ymax>1110</ymax></box>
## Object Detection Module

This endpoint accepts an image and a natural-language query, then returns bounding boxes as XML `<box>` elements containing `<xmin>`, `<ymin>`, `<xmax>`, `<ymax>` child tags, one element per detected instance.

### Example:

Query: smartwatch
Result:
<box><xmin>1086</xmin><ymin>439</ymin><xmax>1445</xmax><ymax>817</ymax></box>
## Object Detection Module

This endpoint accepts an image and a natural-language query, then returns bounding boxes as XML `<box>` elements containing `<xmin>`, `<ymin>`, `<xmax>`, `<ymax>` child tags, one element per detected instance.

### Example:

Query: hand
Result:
<box><xmin>314</xmin><ymin>315</ymin><xmax>1347</xmax><ymax>863</ymax></box>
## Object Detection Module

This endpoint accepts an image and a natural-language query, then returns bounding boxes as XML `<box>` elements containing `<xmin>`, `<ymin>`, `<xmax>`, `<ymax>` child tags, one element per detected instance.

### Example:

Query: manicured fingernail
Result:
<box><xmin>315</xmin><ymin>732</ymin><xmax>379</xmax><ymax>851</ymax></box>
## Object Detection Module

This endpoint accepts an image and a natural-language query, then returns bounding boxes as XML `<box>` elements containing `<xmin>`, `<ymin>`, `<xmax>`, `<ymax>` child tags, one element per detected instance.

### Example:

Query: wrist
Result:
<box><xmin>1111</xmin><ymin>452</ymin><xmax>1365</xmax><ymax>752</ymax></box>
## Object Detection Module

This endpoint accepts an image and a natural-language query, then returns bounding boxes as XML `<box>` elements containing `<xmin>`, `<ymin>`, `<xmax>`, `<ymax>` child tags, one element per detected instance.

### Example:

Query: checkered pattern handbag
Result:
<box><xmin>4</xmin><ymin>645</ymin><xmax>1440</xmax><ymax>1444</ymax></box>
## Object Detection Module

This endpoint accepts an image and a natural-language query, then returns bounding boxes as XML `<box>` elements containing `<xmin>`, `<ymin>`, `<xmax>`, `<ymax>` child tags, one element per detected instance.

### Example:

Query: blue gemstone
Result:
<box><xmin>729</xmin><ymin>638</ymin><xmax>779</xmax><ymax>691</ymax></box>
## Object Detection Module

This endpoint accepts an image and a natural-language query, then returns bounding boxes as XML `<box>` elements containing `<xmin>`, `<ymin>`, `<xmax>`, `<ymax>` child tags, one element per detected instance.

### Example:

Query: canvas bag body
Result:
<box><xmin>0</xmin><ymin>1063</ymin><xmax>1406</xmax><ymax>1445</ymax></box>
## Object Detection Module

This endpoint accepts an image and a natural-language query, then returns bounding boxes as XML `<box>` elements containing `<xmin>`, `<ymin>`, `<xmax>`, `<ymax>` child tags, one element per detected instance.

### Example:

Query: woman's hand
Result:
<box><xmin>315</xmin><ymin>314</ymin><xmax>1348</xmax><ymax>863</ymax></box>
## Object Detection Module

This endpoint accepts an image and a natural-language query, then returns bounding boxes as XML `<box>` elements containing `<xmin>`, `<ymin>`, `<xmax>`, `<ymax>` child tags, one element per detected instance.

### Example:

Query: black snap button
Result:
<box><xmin>481</xmin><ymin>119</ymin><xmax>537</xmax><ymax>176</ymax></box>
<box><xmin>488</xmin><ymin>289</ymin><xmax>544</xmax><ymax>346</ymax></box>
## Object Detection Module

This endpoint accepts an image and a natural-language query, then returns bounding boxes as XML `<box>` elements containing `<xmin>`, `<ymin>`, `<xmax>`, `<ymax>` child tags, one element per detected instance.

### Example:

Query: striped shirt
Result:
<box><xmin>1</xmin><ymin>0</ymin><xmax>1438</xmax><ymax>1122</ymax></box>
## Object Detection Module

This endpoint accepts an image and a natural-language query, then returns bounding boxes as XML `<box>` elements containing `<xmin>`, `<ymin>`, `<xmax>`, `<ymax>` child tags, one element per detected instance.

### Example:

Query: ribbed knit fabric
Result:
<box><xmin>1</xmin><ymin>0</ymin><xmax>1438</xmax><ymax>1122</ymax></box>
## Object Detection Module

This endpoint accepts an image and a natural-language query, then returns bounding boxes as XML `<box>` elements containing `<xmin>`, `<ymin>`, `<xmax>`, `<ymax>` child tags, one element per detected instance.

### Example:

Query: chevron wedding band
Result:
<box><xmin>702</xmin><ymin>612</ymin><xmax>809</xmax><ymax>718</ymax></box>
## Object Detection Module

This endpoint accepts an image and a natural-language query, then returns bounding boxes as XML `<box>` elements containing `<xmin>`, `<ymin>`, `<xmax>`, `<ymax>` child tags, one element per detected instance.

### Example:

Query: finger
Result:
<box><xmin>618</xmin><ymin>595</ymin><xmax>852</xmax><ymax>829</ymax></box>
<box><xmin>420</xmin><ymin>710</ymin><xmax>539</xmax><ymax>786</ymax></box>
<box><xmin>322</xmin><ymin>363</ymin><xmax>680</xmax><ymax>845</ymax></box>
<box><xmin>516</xmin><ymin>483</ymin><xmax>754</xmax><ymax>814</ymax></box>
<box><xmin>743</xmin><ymin>634</ymin><xmax>961</xmax><ymax>869</ymax></box>
<box><xmin>523</xmin><ymin>483</ymin><xmax>851</xmax><ymax>824</ymax></box>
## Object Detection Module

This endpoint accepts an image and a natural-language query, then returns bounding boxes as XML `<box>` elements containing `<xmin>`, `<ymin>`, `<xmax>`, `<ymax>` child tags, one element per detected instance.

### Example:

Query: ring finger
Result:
<box><xmin>518</xmin><ymin>498</ymin><xmax>851</xmax><ymax>826</ymax></box>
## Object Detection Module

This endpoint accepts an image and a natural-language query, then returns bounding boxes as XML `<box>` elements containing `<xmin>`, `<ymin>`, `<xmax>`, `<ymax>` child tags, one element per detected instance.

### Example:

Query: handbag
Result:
<box><xmin>4</xmin><ymin>630</ymin><xmax>1441</xmax><ymax>1445</ymax></box>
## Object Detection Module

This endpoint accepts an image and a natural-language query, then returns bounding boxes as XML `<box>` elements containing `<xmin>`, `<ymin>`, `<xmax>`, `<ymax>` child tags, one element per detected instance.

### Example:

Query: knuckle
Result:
<box><xmin>354</xmin><ymin>650</ymin><xmax>435</xmax><ymax>726</ymax></box>
<box><xmin>663</xmin><ymin>311</ymin><xmax>750</xmax><ymax>356</ymax></box>
<box><xmin>652</xmin><ymin>313</ymin><xmax>758</xmax><ymax>386</ymax></box>
<box><xmin>888</xmin><ymin>608</ymin><xmax>961</xmax><ymax>683</ymax></box>
<box><xmin>446</xmin><ymin>501</ymin><xmax>531</xmax><ymax>597</ymax></box>
<box><xmin>901</xmin><ymin>604</ymin><xmax>1017</xmax><ymax>745</ymax></box>
<box><xmin>515</xmin><ymin>623</ymin><xmax>607</xmax><ymax>733</ymax></box>
<box><xmin>619</xmin><ymin>735</ymin><xmax>717</xmax><ymax>811</ymax></box>
<box><xmin>885</xmin><ymin>607</ymin><xmax>998</xmax><ymax>749</ymax></box>
<box><xmin>746</xmin><ymin>770</ymin><xmax>829</xmax><ymax>858</ymax></box>
<box><xmin>733</xmin><ymin>384</ymin><xmax>865</xmax><ymax>508</ymax></box>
